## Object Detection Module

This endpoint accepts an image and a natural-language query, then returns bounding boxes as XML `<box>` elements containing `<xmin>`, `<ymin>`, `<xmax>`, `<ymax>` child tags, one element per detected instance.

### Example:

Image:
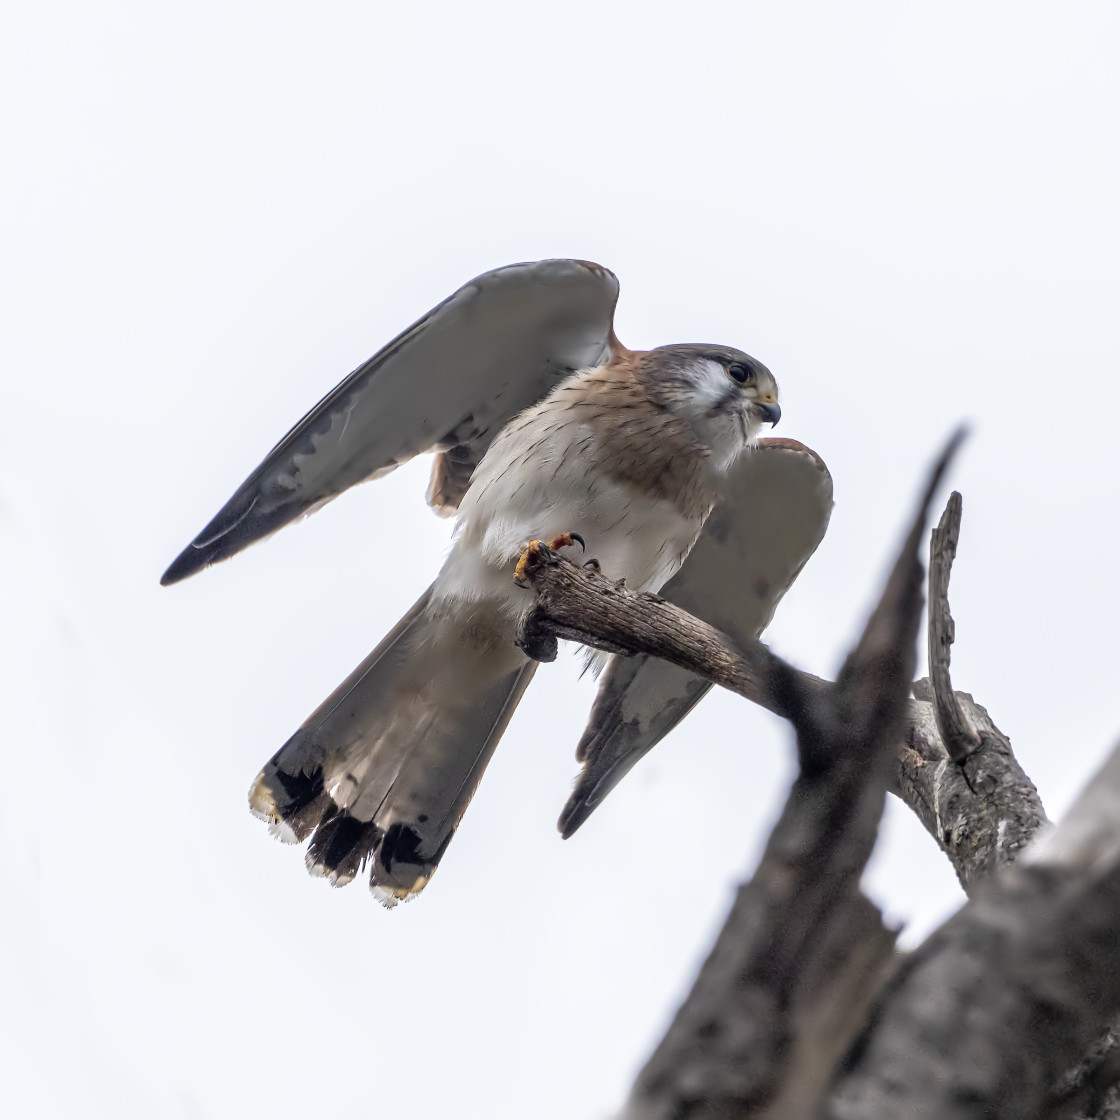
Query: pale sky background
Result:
<box><xmin>2</xmin><ymin>2</ymin><xmax>1119</xmax><ymax>1117</ymax></box>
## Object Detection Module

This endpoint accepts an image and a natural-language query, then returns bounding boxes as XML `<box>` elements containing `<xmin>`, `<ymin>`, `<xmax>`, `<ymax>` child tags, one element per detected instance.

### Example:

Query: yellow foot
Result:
<box><xmin>514</xmin><ymin>532</ymin><xmax>585</xmax><ymax>585</ymax></box>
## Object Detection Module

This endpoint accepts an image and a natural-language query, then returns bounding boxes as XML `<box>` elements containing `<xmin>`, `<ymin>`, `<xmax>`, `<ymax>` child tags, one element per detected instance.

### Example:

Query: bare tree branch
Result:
<box><xmin>902</xmin><ymin>682</ymin><xmax>1047</xmax><ymax>889</ymax></box>
<box><xmin>827</xmin><ymin>740</ymin><xmax>1120</xmax><ymax>1120</ymax></box>
<box><xmin>916</xmin><ymin>496</ymin><xmax>1119</xmax><ymax>1120</ymax></box>
<box><xmin>910</xmin><ymin>495</ymin><xmax>1120</xmax><ymax>1119</ymax></box>
<box><xmin>515</xmin><ymin>552</ymin><xmax>804</xmax><ymax>707</ymax></box>
<box><xmin>926</xmin><ymin>490</ymin><xmax>982</xmax><ymax>763</ymax></box>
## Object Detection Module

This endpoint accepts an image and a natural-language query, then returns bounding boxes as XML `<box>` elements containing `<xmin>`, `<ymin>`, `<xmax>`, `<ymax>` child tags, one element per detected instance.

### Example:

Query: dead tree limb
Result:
<box><xmin>602</xmin><ymin>402</ymin><xmax>956</xmax><ymax>1120</ymax></box>
<box><xmin>826</xmin><ymin>741</ymin><xmax>1120</xmax><ymax>1120</ymax></box>
<box><xmin>926</xmin><ymin>491</ymin><xmax>981</xmax><ymax>763</ymax></box>
<box><xmin>515</xmin><ymin>553</ymin><xmax>802</xmax><ymax>706</ymax></box>
<box><xmin>913</xmin><ymin>495</ymin><xmax>1117</xmax><ymax>1119</ymax></box>
<box><xmin>903</xmin><ymin>488</ymin><xmax>1046</xmax><ymax>888</ymax></box>
<box><xmin>903</xmin><ymin>682</ymin><xmax>1047</xmax><ymax>888</ymax></box>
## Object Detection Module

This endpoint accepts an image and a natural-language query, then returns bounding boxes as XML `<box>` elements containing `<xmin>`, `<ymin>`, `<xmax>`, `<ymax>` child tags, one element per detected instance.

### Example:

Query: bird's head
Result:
<box><xmin>642</xmin><ymin>344</ymin><xmax>780</xmax><ymax>472</ymax></box>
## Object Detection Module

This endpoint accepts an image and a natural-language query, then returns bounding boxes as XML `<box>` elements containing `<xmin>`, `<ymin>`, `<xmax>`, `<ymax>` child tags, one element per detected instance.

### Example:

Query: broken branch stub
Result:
<box><xmin>927</xmin><ymin>490</ymin><xmax>982</xmax><ymax>763</ymax></box>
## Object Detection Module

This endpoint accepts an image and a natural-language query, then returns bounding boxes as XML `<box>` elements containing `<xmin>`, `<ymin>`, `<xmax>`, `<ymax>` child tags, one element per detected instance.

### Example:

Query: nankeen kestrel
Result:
<box><xmin>162</xmin><ymin>260</ymin><xmax>832</xmax><ymax>905</ymax></box>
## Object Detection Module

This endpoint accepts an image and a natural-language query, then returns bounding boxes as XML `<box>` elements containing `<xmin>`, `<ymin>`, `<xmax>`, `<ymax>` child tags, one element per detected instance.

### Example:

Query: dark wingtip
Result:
<box><xmin>160</xmin><ymin>544</ymin><xmax>209</xmax><ymax>586</ymax></box>
<box><xmin>558</xmin><ymin>798</ymin><xmax>591</xmax><ymax>840</ymax></box>
<box><xmin>557</xmin><ymin>764</ymin><xmax>623</xmax><ymax>839</ymax></box>
<box><xmin>159</xmin><ymin>487</ymin><xmax>266</xmax><ymax>586</ymax></box>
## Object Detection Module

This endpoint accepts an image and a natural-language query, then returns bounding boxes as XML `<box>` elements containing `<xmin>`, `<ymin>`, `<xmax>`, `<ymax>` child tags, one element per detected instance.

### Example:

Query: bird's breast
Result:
<box><xmin>439</xmin><ymin>369</ymin><xmax>718</xmax><ymax>609</ymax></box>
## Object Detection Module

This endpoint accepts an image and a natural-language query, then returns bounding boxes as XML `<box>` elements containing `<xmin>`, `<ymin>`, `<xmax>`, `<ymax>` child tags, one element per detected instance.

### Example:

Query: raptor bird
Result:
<box><xmin>162</xmin><ymin>259</ymin><xmax>833</xmax><ymax>905</ymax></box>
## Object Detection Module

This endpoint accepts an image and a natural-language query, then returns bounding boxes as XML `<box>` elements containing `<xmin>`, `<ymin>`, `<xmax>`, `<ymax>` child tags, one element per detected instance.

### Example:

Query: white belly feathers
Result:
<box><xmin>432</xmin><ymin>415</ymin><xmax>707</xmax><ymax>617</ymax></box>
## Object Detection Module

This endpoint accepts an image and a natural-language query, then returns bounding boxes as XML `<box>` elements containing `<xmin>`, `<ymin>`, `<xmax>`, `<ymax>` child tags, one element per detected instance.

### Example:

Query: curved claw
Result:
<box><xmin>515</xmin><ymin>532</ymin><xmax>587</xmax><ymax>587</ymax></box>
<box><xmin>549</xmin><ymin>532</ymin><xmax>585</xmax><ymax>553</ymax></box>
<box><xmin>583</xmin><ymin>558</ymin><xmax>601</xmax><ymax>572</ymax></box>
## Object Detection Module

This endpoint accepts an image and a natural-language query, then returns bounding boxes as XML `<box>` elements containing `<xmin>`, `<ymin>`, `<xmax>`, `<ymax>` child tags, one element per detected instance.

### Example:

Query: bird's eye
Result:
<box><xmin>727</xmin><ymin>362</ymin><xmax>753</xmax><ymax>384</ymax></box>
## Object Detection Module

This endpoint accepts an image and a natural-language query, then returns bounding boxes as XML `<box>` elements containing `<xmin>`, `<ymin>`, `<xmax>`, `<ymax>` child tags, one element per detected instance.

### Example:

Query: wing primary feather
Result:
<box><xmin>160</xmin><ymin>259</ymin><xmax>619</xmax><ymax>584</ymax></box>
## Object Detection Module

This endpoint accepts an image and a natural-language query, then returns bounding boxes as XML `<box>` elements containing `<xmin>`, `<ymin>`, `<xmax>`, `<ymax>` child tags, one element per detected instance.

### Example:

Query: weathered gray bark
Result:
<box><xmin>906</xmin><ymin>490</ymin><xmax>1046</xmax><ymax>889</ymax></box>
<box><xmin>925</xmin><ymin>492</ymin><xmax>981</xmax><ymax>763</ymax></box>
<box><xmin>901</xmin><ymin>682</ymin><xmax>1046</xmax><ymax>888</ymax></box>
<box><xmin>828</xmin><ymin>745</ymin><xmax>1120</xmax><ymax>1120</ymax></box>
<box><xmin>515</xmin><ymin>437</ymin><xmax>1120</xmax><ymax>1119</ymax></box>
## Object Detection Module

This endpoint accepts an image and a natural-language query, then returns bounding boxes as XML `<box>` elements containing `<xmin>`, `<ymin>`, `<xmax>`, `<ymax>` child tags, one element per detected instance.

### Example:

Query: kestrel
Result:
<box><xmin>162</xmin><ymin>259</ymin><xmax>832</xmax><ymax>904</ymax></box>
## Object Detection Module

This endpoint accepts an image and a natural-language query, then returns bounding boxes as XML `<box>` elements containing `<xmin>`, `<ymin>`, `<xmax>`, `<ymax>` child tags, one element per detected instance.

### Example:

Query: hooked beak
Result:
<box><xmin>756</xmin><ymin>400</ymin><xmax>781</xmax><ymax>427</ymax></box>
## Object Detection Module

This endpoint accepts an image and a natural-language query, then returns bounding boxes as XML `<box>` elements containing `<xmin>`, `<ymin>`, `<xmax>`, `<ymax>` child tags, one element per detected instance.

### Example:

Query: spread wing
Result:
<box><xmin>559</xmin><ymin>438</ymin><xmax>833</xmax><ymax>837</ymax></box>
<box><xmin>161</xmin><ymin>259</ymin><xmax>620</xmax><ymax>584</ymax></box>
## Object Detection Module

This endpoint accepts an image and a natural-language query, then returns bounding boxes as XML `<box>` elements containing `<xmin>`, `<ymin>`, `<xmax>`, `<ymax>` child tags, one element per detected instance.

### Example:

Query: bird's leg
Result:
<box><xmin>514</xmin><ymin>532</ymin><xmax>585</xmax><ymax>585</ymax></box>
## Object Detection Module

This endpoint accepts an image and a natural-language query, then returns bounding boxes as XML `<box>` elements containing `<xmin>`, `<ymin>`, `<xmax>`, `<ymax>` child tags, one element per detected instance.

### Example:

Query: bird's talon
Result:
<box><xmin>514</xmin><ymin>539</ymin><xmax>545</xmax><ymax>586</ymax></box>
<box><xmin>515</xmin><ymin>532</ymin><xmax>587</xmax><ymax>586</ymax></box>
<box><xmin>583</xmin><ymin>558</ymin><xmax>601</xmax><ymax>572</ymax></box>
<box><xmin>548</xmin><ymin>531</ymin><xmax>585</xmax><ymax>553</ymax></box>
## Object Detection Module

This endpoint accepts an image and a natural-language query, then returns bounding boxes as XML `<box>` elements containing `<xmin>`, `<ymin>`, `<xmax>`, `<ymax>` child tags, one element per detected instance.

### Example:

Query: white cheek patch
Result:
<box><xmin>676</xmin><ymin>358</ymin><xmax>757</xmax><ymax>474</ymax></box>
<box><xmin>684</xmin><ymin>358</ymin><xmax>733</xmax><ymax>410</ymax></box>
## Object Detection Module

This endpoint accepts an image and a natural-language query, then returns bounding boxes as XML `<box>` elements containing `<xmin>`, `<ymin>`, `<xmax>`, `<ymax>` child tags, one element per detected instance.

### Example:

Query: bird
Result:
<box><xmin>162</xmin><ymin>259</ymin><xmax>833</xmax><ymax>905</ymax></box>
